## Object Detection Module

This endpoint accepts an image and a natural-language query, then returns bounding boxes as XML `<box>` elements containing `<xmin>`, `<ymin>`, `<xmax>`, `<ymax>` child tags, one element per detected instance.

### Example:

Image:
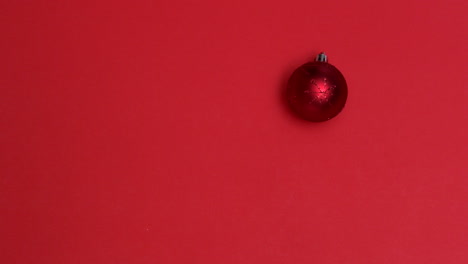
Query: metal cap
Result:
<box><xmin>315</xmin><ymin>52</ymin><xmax>328</xmax><ymax>63</ymax></box>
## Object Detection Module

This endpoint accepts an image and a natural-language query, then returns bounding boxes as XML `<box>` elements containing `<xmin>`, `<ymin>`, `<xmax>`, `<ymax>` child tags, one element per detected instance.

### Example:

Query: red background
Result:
<box><xmin>1</xmin><ymin>0</ymin><xmax>467</xmax><ymax>263</ymax></box>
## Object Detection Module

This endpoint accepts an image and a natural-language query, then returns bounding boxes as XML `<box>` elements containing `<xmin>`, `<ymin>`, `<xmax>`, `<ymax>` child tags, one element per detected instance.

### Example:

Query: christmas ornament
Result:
<box><xmin>286</xmin><ymin>52</ymin><xmax>347</xmax><ymax>122</ymax></box>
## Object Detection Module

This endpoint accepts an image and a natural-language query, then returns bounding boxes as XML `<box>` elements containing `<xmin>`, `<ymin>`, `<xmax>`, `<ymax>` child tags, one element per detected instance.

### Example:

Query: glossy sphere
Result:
<box><xmin>287</xmin><ymin>61</ymin><xmax>347</xmax><ymax>122</ymax></box>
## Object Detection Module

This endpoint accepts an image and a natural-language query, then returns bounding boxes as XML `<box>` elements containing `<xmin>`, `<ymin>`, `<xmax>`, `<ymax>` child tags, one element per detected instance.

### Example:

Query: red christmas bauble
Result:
<box><xmin>286</xmin><ymin>53</ymin><xmax>347</xmax><ymax>122</ymax></box>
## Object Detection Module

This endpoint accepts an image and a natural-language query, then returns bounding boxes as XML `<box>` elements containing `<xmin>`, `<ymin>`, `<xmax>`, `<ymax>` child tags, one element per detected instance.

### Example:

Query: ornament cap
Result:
<box><xmin>315</xmin><ymin>52</ymin><xmax>328</xmax><ymax>63</ymax></box>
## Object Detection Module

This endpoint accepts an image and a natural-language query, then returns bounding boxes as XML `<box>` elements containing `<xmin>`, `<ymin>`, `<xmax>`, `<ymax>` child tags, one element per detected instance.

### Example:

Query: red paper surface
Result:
<box><xmin>1</xmin><ymin>1</ymin><xmax>467</xmax><ymax>263</ymax></box>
